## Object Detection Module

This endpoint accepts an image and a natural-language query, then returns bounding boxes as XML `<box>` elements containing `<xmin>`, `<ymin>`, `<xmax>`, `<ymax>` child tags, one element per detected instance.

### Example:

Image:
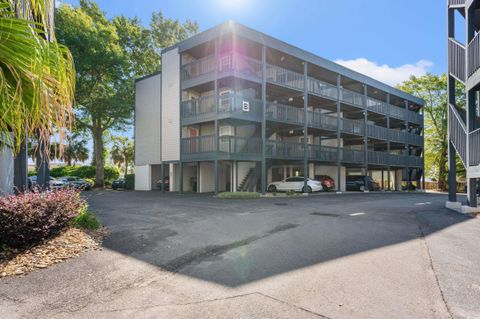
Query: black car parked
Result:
<box><xmin>112</xmin><ymin>179</ymin><xmax>126</xmax><ymax>190</ymax></box>
<box><xmin>346</xmin><ymin>175</ymin><xmax>379</xmax><ymax>192</ymax></box>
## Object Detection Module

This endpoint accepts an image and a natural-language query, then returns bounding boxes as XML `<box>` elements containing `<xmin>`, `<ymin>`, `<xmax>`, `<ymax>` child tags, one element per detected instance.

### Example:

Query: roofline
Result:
<box><xmin>166</xmin><ymin>21</ymin><xmax>424</xmax><ymax>106</ymax></box>
<box><xmin>135</xmin><ymin>71</ymin><xmax>162</xmax><ymax>83</ymax></box>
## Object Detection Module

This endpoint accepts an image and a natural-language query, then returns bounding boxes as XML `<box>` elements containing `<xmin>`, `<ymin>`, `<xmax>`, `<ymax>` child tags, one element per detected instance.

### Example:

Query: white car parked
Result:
<box><xmin>268</xmin><ymin>177</ymin><xmax>323</xmax><ymax>193</ymax></box>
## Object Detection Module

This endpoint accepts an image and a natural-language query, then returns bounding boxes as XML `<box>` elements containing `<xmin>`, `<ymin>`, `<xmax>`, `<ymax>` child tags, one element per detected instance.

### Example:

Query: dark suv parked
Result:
<box><xmin>346</xmin><ymin>175</ymin><xmax>379</xmax><ymax>192</ymax></box>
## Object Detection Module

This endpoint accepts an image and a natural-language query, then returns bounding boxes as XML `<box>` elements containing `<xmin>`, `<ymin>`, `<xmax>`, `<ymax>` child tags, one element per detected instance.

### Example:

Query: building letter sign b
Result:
<box><xmin>242</xmin><ymin>101</ymin><xmax>250</xmax><ymax>112</ymax></box>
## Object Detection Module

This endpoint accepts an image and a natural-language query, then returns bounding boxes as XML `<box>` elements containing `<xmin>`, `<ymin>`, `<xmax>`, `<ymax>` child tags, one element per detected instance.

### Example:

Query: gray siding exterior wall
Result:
<box><xmin>135</xmin><ymin>73</ymin><xmax>161</xmax><ymax>166</ymax></box>
<box><xmin>161</xmin><ymin>48</ymin><xmax>181</xmax><ymax>162</ymax></box>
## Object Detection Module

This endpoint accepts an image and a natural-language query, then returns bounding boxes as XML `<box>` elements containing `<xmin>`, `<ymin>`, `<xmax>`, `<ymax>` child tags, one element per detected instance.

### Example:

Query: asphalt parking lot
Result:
<box><xmin>1</xmin><ymin>191</ymin><xmax>479</xmax><ymax>318</ymax></box>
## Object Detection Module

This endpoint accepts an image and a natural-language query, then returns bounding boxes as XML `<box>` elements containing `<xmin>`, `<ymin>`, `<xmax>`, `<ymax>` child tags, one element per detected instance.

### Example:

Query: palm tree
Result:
<box><xmin>62</xmin><ymin>133</ymin><xmax>89</xmax><ymax>166</ymax></box>
<box><xmin>110</xmin><ymin>136</ymin><xmax>134</xmax><ymax>177</ymax></box>
<box><xmin>0</xmin><ymin>0</ymin><xmax>75</xmax><ymax>153</ymax></box>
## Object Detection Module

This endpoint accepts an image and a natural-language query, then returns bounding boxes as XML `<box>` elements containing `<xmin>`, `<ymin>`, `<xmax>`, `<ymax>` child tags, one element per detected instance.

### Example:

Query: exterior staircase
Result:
<box><xmin>237</xmin><ymin>166</ymin><xmax>261</xmax><ymax>192</ymax></box>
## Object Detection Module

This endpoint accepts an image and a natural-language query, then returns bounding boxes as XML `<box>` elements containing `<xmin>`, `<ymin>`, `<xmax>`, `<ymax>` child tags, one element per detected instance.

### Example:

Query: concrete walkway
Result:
<box><xmin>1</xmin><ymin>192</ymin><xmax>479</xmax><ymax>318</ymax></box>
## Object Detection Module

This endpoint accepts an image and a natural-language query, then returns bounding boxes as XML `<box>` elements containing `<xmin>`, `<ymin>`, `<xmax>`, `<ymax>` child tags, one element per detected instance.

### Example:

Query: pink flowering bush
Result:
<box><xmin>0</xmin><ymin>189</ymin><xmax>86</xmax><ymax>248</ymax></box>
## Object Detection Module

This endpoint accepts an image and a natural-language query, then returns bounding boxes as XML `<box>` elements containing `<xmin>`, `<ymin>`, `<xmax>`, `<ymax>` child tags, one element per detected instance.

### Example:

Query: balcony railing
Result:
<box><xmin>341</xmin><ymin>117</ymin><xmax>365</xmax><ymax>136</ymax></box>
<box><xmin>218</xmin><ymin>136</ymin><xmax>262</xmax><ymax>155</ymax></box>
<box><xmin>308</xmin><ymin>144</ymin><xmax>338</xmax><ymax>162</ymax></box>
<box><xmin>448</xmin><ymin>104</ymin><xmax>467</xmax><ymax>165</ymax></box>
<box><xmin>408</xmin><ymin>155</ymin><xmax>424</xmax><ymax>167</ymax></box>
<box><xmin>182</xmin><ymin>92</ymin><xmax>262</xmax><ymax>122</ymax></box>
<box><xmin>389</xmin><ymin>105</ymin><xmax>405</xmax><ymax>119</ymax></box>
<box><xmin>266</xmin><ymin>64</ymin><xmax>304</xmax><ymax>91</ymax></box>
<box><xmin>448</xmin><ymin>0</ymin><xmax>465</xmax><ymax>6</ymax></box>
<box><xmin>218</xmin><ymin>92</ymin><xmax>262</xmax><ymax>119</ymax></box>
<box><xmin>266</xmin><ymin>102</ymin><xmax>304</xmax><ymax>125</ymax></box>
<box><xmin>265</xmin><ymin>140</ymin><xmax>304</xmax><ymax>159</ymax></box>
<box><xmin>449</xmin><ymin>38</ymin><xmax>466</xmax><ymax>82</ymax></box>
<box><xmin>181</xmin><ymin>135</ymin><xmax>216</xmax><ymax>154</ymax></box>
<box><xmin>181</xmin><ymin>52</ymin><xmax>423</xmax><ymax>125</ymax></box>
<box><xmin>468</xmin><ymin>33</ymin><xmax>480</xmax><ymax>78</ymax></box>
<box><xmin>309</xmin><ymin>111</ymin><xmax>338</xmax><ymax>131</ymax></box>
<box><xmin>366</xmin><ymin>97</ymin><xmax>389</xmax><ymax>115</ymax></box>
<box><xmin>408</xmin><ymin>111</ymin><xmax>423</xmax><ymax>125</ymax></box>
<box><xmin>389</xmin><ymin>130</ymin><xmax>406</xmax><ymax>143</ymax></box>
<box><xmin>307</xmin><ymin>77</ymin><xmax>338</xmax><ymax>100</ymax></box>
<box><xmin>181</xmin><ymin>55</ymin><xmax>216</xmax><ymax>81</ymax></box>
<box><xmin>181</xmin><ymin>52</ymin><xmax>262</xmax><ymax>82</ymax></box>
<box><xmin>181</xmin><ymin>138</ymin><xmax>424</xmax><ymax>167</ymax></box>
<box><xmin>218</xmin><ymin>53</ymin><xmax>263</xmax><ymax>80</ymax></box>
<box><xmin>182</xmin><ymin>95</ymin><xmax>215</xmax><ymax>119</ymax></box>
<box><xmin>341</xmin><ymin>148</ymin><xmax>365</xmax><ymax>164</ymax></box>
<box><xmin>470</xmin><ymin>128</ymin><xmax>480</xmax><ymax>166</ymax></box>
<box><xmin>341</xmin><ymin>88</ymin><xmax>364</xmax><ymax>107</ymax></box>
<box><xmin>367</xmin><ymin>124</ymin><xmax>389</xmax><ymax>140</ymax></box>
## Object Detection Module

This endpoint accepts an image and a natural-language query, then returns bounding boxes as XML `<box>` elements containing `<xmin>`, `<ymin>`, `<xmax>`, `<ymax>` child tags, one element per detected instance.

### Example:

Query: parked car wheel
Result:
<box><xmin>268</xmin><ymin>185</ymin><xmax>277</xmax><ymax>193</ymax></box>
<box><xmin>359</xmin><ymin>185</ymin><xmax>365</xmax><ymax>192</ymax></box>
<box><xmin>302</xmin><ymin>186</ymin><xmax>312</xmax><ymax>193</ymax></box>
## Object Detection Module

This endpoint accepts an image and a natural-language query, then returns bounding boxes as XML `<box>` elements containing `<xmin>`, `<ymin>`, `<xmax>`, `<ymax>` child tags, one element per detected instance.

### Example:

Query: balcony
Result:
<box><xmin>470</xmin><ymin>129</ymin><xmax>480</xmax><ymax>166</ymax></box>
<box><xmin>263</xmin><ymin>141</ymin><xmax>423</xmax><ymax>167</ymax></box>
<box><xmin>448</xmin><ymin>0</ymin><xmax>465</xmax><ymax>7</ymax></box>
<box><xmin>266</xmin><ymin>64</ymin><xmax>305</xmax><ymax>91</ymax></box>
<box><xmin>181</xmin><ymin>51</ymin><xmax>423</xmax><ymax>124</ymax></box>
<box><xmin>181</xmin><ymin>92</ymin><xmax>262</xmax><ymax>124</ymax></box>
<box><xmin>181</xmin><ymin>52</ymin><xmax>262</xmax><ymax>86</ymax></box>
<box><xmin>266</xmin><ymin>102</ymin><xmax>304</xmax><ymax>126</ymax></box>
<box><xmin>181</xmin><ymin>135</ymin><xmax>262</xmax><ymax>161</ymax></box>
<box><xmin>468</xmin><ymin>32</ymin><xmax>480</xmax><ymax>78</ymax></box>
<box><xmin>449</xmin><ymin>38</ymin><xmax>466</xmax><ymax>82</ymax></box>
<box><xmin>408</xmin><ymin>111</ymin><xmax>423</xmax><ymax>125</ymax></box>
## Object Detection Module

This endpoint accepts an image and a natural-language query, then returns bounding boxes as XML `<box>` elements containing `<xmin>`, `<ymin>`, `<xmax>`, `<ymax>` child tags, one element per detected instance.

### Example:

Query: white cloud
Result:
<box><xmin>334</xmin><ymin>58</ymin><xmax>433</xmax><ymax>86</ymax></box>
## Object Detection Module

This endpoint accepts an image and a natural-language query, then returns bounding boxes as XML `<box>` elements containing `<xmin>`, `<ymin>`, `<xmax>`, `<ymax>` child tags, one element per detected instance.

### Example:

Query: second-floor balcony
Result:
<box><xmin>181</xmin><ymin>51</ymin><xmax>423</xmax><ymax>125</ymax></box>
<box><xmin>182</xmin><ymin>95</ymin><xmax>423</xmax><ymax>146</ymax></box>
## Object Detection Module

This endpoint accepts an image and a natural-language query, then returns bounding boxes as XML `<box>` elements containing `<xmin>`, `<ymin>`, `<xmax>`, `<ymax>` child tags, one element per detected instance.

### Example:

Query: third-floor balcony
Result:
<box><xmin>181</xmin><ymin>51</ymin><xmax>423</xmax><ymax>125</ymax></box>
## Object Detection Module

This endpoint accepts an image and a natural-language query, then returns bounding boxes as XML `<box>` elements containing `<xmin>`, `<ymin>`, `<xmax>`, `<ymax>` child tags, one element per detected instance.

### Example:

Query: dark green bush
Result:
<box><xmin>50</xmin><ymin>165</ymin><xmax>119</xmax><ymax>181</ymax></box>
<box><xmin>125</xmin><ymin>174</ymin><xmax>135</xmax><ymax>190</ymax></box>
<box><xmin>70</xmin><ymin>210</ymin><xmax>101</xmax><ymax>230</ymax></box>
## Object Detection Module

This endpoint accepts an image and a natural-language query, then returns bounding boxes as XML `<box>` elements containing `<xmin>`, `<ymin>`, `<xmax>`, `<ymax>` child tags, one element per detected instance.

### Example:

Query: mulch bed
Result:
<box><xmin>0</xmin><ymin>227</ymin><xmax>109</xmax><ymax>278</ymax></box>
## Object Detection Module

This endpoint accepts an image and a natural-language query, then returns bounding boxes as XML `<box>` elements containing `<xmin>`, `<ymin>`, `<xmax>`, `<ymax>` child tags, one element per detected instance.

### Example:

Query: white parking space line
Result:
<box><xmin>350</xmin><ymin>212</ymin><xmax>366</xmax><ymax>216</ymax></box>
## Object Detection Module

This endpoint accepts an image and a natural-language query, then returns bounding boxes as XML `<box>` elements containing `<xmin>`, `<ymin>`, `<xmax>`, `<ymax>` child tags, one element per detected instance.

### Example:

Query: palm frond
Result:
<box><xmin>0</xmin><ymin>0</ymin><xmax>75</xmax><ymax>154</ymax></box>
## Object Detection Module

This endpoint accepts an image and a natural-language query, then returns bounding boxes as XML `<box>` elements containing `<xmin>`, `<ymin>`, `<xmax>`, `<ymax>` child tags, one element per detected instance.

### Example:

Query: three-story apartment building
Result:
<box><xmin>447</xmin><ymin>0</ymin><xmax>480</xmax><ymax>212</ymax></box>
<box><xmin>134</xmin><ymin>21</ymin><xmax>424</xmax><ymax>194</ymax></box>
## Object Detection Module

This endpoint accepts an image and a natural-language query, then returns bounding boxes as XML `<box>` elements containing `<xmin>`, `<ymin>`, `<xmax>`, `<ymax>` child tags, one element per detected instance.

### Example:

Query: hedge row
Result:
<box><xmin>49</xmin><ymin>165</ymin><xmax>120</xmax><ymax>181</ymax></box>
<box><xmin>0</xmin><ymin>189</ymin><xmax>86</xmax><ymax>247</ymax></box>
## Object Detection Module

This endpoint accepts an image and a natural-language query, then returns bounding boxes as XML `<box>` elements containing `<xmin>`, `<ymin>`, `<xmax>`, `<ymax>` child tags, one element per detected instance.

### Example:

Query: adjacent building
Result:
<box><xmin>447</xmin><ymin>0</ymin><xmax>480</xmax><ymax>211</ymax></box>
<box><xmin>134</xmin><ymin>21</ymin><xmax>424</xmax><ymax>193</ymax></box>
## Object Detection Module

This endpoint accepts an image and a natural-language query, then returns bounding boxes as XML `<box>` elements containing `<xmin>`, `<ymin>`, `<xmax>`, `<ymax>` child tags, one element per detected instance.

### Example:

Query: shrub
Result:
<box><xmin>286</xmin><ymin>190</ymin><xmax>296</xmax><ymax>196</ymax></box>
<box><xmin>50</xmin><ymin>165</ymin><xmax>119</xmax><ymax>181</ymax></box>
<box><xmin>217</xmin><ymin>192</ymin><xmax>260</xmax><ymax>199</ymax></box>
<box><xmin>125</xmin><ymin>174</ymin><xmax>135</xmax><ymax>190</ymax></box>
<box><xmin>0</xmin><ymin>189</ymin><xmax>86</xmax><ymax>248</ymax></box>
<box><xmin>70</xmin><ymin>209</ymin><xmax>101</xmax><ymax>230</ymax></box>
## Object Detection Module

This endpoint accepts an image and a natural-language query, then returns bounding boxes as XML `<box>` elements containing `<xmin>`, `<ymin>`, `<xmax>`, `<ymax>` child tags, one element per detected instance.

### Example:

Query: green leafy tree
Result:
<box><xmin>110</xmin><ymin>136</ymin><xmax>134</xmax><ymax>177</ymax></box>
<box><xmin>56</xmin><ymin>0</ymin><xmax>198</xmax><ymax>187</ymax></box>
<box><xmin>397</xmin><ymin>74</ymin><xmax>465</xmax><ymax>190</ymax></box>
<box><xmin>0</xmin><ymin>0</ymin><xmax>74</xmax><ymax>152</ymax></box>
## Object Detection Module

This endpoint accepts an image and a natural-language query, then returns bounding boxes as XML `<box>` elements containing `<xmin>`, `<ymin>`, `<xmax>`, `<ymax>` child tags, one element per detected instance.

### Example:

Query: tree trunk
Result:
<box><xmin>92</xmin><ymin>126</ymin><xmax>104</xmax><ymax>187</ymax></box>
<box><xmin>438</xmin><ymin>142</ymin><xmax>448</xmax><ymax>191</ymax></box>
<box><xmin>124</xmin><ymin>158</ymin><xmax>128</xmax><ymax>177</ymax></box>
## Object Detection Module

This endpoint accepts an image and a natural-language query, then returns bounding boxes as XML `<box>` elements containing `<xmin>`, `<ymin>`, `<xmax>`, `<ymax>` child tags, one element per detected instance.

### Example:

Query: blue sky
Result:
<box><xmin>61</xmin><ymin>0</ymin><xmax>448</xmax><ymax>85</ymax></box>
